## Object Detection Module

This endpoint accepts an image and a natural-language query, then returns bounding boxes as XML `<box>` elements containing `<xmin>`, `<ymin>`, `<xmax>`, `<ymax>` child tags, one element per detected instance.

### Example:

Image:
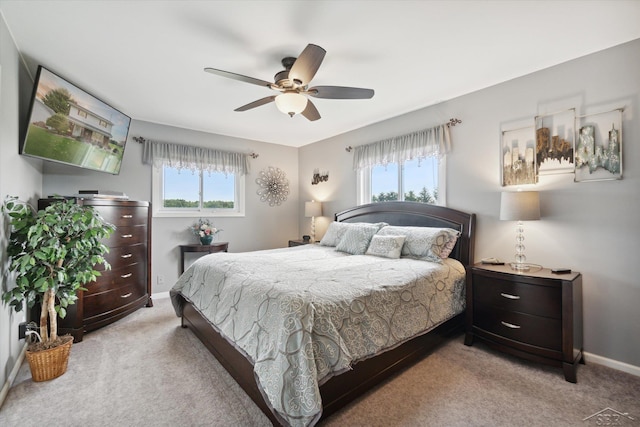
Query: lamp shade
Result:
<box><xmin>305</xmin><ymin>201</ymin><xmax>322</xmax><ymax>217</ymax></box>
<box><xmin>500</xmin><ymin>191</ymin><xmax>540</xmax><ymax>221</ymax></box>
<box><xmin>275</xmin><ymin>91</ymin><xmax>308</xmax><ymax>117</ymax></box>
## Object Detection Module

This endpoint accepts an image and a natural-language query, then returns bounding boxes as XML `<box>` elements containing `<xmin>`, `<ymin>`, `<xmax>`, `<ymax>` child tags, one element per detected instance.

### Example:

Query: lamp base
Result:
<box><xmin>510</xmin><ymin>262</ymin><xmax>531</xmax><ymax>272</ymax></box>
<box><xmin>509</xmin><ymin>262</ymin><xmax>543</xmax><ymax>273</ymax></box>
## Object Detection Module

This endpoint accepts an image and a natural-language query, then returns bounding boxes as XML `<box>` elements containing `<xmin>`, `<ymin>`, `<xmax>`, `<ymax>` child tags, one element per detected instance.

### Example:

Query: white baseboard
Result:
<box><xmin>584</xmin><ymin>351</ymin><xmax>640</xmax><ymax>377</ymax></box>
<box><xmin>0</xmin><ymin>342</ymin><xmax>27</xmax><ymax>410</ymax></box>
<box><xmin>152</xmin><ymin>291</ymin><xmax>170</xmax><ymax>300</ymax></box>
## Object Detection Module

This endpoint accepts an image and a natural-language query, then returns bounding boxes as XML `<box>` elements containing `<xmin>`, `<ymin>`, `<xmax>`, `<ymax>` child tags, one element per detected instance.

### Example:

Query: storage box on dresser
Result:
<box><xmin>464</xmin><ymin>264</ymin><xmax>583</xmax><ymax>382</ymax></box>
<box><xmin>37</xmin><ymin>198</ymin><xmax>152</xmax><ymax>342</ymax></box>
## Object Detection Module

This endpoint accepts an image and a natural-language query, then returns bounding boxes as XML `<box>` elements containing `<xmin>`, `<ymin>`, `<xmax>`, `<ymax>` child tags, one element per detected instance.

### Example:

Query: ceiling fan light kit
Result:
<box><xmin>205</xmin><ymin>43</ymin><xmax>374</xmax><ymax>121</ymax></box>
<box><xmin>275</xmin><ymin>91</ymin><xmax>308</xmax><ymax>117</ymax></box>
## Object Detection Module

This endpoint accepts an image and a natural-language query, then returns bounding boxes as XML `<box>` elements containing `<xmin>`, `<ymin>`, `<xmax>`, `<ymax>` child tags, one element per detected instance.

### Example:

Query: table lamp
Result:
<box><xmin>305</xmin><ymin>200</ymin><xmax>323</xmax><ymax>242</ymax></box>
<box><xmin>500</xmin><ymin>191</ymin><xmax>540</xmax><ymax>271</ymax></box>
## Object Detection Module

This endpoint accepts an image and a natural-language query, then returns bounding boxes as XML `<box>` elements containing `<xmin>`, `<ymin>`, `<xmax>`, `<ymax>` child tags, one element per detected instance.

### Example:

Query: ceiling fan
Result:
<box><xmin>204</xmin><ymin>44</ymin><xmax>374</xmax><ymax>121</ymax></box>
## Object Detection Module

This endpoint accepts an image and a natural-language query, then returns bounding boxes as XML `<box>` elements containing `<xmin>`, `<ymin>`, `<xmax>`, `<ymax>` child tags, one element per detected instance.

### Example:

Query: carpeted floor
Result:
<box><xmin>1</xmin><ymin>297</ymin><xmax>638</xmax><ymax>427</ymax></box>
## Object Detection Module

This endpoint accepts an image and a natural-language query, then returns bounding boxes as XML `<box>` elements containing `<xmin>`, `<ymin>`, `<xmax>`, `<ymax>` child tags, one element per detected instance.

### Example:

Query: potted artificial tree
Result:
<box><xmin>2</xmin><ymin>196</ymin><xmax>115</xmax><ymax>381</ymax></box>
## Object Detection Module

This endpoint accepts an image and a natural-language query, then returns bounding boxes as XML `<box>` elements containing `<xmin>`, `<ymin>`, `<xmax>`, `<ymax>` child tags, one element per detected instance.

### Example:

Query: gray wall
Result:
<box><xmin>0</xmin><ymin>13</ymin><xmax>43</xmax><ymax>393</ymax></box>
<box><xmin>299</xmin><ymin>39</ymin><xmax>640</xmax><ymax>368</ymax></box>
<box><xmin>42</xmin><ymin>119</ymin><xmax>300</xmax><ymax>294</ymax></box>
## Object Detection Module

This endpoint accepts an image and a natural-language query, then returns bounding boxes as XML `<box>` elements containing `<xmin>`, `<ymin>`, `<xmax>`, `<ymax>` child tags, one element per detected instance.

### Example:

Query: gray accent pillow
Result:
<box><xmin>319</xmin><ymin>222</ymin><xmax>388</xmax><ymax>247</ymax></box>
<box><xmin>365</xmin><ymin>235</ymin><xmax>406</xmax><ymax>259</ymax></box>
<box><xmin>376</xmin><ymin>226</ymin><xmax>460</xmax><ymax>262</ymax></box>
<box><xmin>335</xmin><ymin>224</ymin><xmax>381</xmax><ymax>255</ymax></box>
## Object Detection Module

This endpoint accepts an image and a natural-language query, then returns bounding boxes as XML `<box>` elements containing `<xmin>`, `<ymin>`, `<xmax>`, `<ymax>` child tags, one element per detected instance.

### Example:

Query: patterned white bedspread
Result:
<box><xmin>170</xmin><ymin>244</ymin><xmax>466</xmax><ymax>426</ymax></box>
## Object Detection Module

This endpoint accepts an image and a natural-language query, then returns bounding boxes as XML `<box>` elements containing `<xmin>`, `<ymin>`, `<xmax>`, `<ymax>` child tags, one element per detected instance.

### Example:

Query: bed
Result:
<box><xmin>170</xmin><ymin>201</ymin><xmax>475</xmax><ymax>426</ymax></box>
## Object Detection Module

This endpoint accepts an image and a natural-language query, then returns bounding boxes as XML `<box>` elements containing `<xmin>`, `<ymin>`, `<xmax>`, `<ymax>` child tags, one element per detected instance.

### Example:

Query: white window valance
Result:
<box><xmin>353</xmin><ymin>124</ymin><xmax>451</xmax><ymax>171</ymax></box>
<box><xmin>142</xmin><ymin>139</ymin><xmax>250</xmax><ymax>175</ymax></box>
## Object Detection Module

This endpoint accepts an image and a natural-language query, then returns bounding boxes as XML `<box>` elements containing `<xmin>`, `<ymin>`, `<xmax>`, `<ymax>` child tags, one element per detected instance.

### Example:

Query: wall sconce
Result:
<box><xmin>311</xmin><ymin>169</ymin><xmax>329</xmax><ymax>185</ymax></box>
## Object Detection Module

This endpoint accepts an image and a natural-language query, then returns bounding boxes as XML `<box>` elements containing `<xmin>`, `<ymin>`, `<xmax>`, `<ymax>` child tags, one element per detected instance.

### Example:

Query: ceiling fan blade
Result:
<box><xmin>289</xmin><ymin>44</ymin><xmax>326</xmax><ymax>86</ymax></box>
<box><xmin>234</xmin><ymin>96</ymin><xmax>277</xmax><ymax>112</ymax></box>
<box><xmin>307</xmin><ymin>86</ymin><xmax>375</xmax><ymax>99</ymax></box>
<box><xmin>204</xmin><ymin>67</ymin><xmax>274</xmax><ymax>88</ymax></box>
<box><xmin>301</xmin><ymin>99</ymin><xmax>321</xmax><ymax>121</ymax></box>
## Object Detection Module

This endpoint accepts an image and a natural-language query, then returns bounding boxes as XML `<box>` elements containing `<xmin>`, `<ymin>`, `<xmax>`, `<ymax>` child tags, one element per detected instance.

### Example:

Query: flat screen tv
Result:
<box><xmin>20</xmin><ymin>65</ymin><xmax>131</xmax><ymax>175</ymax></box>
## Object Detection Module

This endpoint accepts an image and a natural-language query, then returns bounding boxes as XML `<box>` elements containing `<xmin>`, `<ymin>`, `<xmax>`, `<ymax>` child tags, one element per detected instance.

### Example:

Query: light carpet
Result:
<box><xmin>1</xmin><ymin>297</ymin><xmax>639</xmax><ymax>426</ymax></box>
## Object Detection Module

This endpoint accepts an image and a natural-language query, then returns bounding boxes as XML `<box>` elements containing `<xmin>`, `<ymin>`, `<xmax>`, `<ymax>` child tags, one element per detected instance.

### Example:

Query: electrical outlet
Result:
<box><xmin>157</xmin><ymin>275</ymin><xmax>165</xmax><ymax>286</ymax></box>
<box><xmin>19</xmin><ymin>322</ymin><xmax>27</xmax><ymax>339</ymax></box>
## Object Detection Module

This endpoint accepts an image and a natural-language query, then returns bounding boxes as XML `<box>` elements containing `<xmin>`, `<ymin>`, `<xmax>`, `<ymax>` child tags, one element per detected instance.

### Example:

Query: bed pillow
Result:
<box><xmin>319</xmin><ymin>222</ymin><xmax>388</xmax><ymax>247</ymax></box>
<box><xmin>365</xmin><ymin>235</ymin><xmax>406</xmax><ymax>259</ymax></box>
<box><xmin>335</xmin><ymin>224</ymin><xmax>381</xmax><ymax>255</ymax></box>
<box><xmin>376</xmin><ymin>226</ymin><xmax>460</xmax><ymax>262</ymax></box>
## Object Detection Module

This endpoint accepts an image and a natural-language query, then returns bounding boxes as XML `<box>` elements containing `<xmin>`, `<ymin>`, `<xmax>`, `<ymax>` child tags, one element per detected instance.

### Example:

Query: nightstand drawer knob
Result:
<box><xmin>500</xmin><ymin>292</ymin><xmax>520</xmax><ymax>300</ymax></box>
<box><xmin>501</xmin><ymin>321</ymin><xmax>521</xmax><ymax>329</ymax></box>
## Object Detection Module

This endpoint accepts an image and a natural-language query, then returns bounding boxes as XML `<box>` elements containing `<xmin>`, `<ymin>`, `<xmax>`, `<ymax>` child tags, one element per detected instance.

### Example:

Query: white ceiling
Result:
<box><xmin>2</xmin><ymin>1</ymin><xmax>639</xmax><ymax>148</ymax></box>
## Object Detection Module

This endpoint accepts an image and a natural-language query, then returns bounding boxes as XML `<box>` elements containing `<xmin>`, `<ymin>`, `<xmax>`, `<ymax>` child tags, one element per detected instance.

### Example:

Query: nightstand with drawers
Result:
<box><xmin>288</xmin><ymin>239</ymin><xmax>312</xmax><ymax>247</ymax></box>
<box><xmin>464</xmin><ymin>264</ymin><xmax>583</xmax><ymax>382</ymax></box>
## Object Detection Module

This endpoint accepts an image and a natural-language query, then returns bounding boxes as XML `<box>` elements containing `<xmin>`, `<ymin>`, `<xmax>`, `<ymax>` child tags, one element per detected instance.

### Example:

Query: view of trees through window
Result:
<box><xmin>370</xmin><ymin>157</ymin><xmax>439</xmax><ymax>204</ymax></box>
<box><xmin>162</xmin><ymin>166</ymin><xmax>235</xmax><ymax>209</ymax></box>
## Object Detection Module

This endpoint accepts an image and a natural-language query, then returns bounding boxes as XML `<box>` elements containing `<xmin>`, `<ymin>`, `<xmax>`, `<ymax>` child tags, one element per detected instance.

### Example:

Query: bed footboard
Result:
<box><xmin>182</xmin><ymin>300</ymin><xmax>464</xmax><ymax>425</ymax></box>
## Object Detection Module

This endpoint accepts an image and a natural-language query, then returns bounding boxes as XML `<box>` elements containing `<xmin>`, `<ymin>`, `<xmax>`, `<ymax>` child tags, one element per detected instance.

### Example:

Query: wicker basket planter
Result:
<box><xmin>25</xmin><ymin>335</ymin><xmax>74</xmax><ymax>382</ymax></box>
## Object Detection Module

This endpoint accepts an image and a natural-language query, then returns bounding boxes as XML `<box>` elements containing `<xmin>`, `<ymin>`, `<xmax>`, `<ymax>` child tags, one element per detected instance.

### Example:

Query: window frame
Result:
<box><xmin>151</xmin><ymin>165</ymin><xmax>245</xmax><ymax>218</ymax></box>
<box><xmin>357</xmin><ymin>156</ymin><xmax>447</xmax><ymax>206</ymax></box>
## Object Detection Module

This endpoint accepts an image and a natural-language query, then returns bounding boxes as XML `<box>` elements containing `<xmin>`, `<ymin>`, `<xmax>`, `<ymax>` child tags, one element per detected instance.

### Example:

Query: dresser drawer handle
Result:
<box><xmin>120</xmin><ymin>254</ymin><xmax>133</xmax><ymax>259</ymax></box>
<box><xmin>500</xmin><ymin>293</ymin><xmax>521</xmax><ymax>300</ymax></box>
<box><xmin>121</xmin><ymin>292</ymin><xmax>132</xmax><ymax>299</ymax></box>
<box><xmin>501</xmin><ymin>321</ymin><xmax>521</xmax><ymax>329</ymax></box>
<box><xmin>121</xmin><ymin>214</ymin><xmax>133</xmax><ymax>218</ymax></box>
<box><xmin>121</xmin><ymin>234</ymin><xmax>133</xmax><ymax>238</ymax></box>
<box><xmin>121</xmin><ymin>273</ymin><xmax>133</xmax><ymax>279</ymax></box>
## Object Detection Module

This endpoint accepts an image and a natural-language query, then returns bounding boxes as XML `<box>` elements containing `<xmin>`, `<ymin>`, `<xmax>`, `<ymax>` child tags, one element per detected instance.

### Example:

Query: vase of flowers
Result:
<box><xmin>190</xmin><ymin>218</ymin><xmax>221</xmax><ymax>245</ymax></box>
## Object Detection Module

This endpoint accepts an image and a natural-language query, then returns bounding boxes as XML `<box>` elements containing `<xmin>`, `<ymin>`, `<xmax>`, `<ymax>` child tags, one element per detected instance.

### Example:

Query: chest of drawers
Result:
<box><xmin>464</xmin><ymin>264</ymin><xmax>583</xmax><ymax>382</ymax></box>
<box><xmin>37</xmin><ymin>198</ymin><xmax>152</xmax><ymax>342</ymax></box>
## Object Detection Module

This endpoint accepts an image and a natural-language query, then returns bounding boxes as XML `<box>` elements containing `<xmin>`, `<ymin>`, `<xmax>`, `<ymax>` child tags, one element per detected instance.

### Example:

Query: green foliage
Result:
<box><xmin>46</xmin><ymin>113</ymin><xmax>70</xmax><ymax>133</ymax></box>
<box><xmin>203</xmin><ymin>200</ymin><xmax>234</xmax><ymax>209</ymax></box>
<box><xmin>1</xmin><ymin>197</ymin><xmax>115</xmax><ymax>327</ymax></box>
<box><xmin>163</xmin><ymin>199</ymin><xmax>198</xmax><ymax>208</ymax></box>
<box><xmin>42</xmin><ymin>88</ymin><xmax>74</xmax><ymax>115</ymax></box>
<box><xmin>164</xmin><ymin>199</ymin><xmax>234</xmax><ymax>209</ymax></box>
<box><xmin>372</xmin><ymin>187</ymin><xmax>438</xmax><ymax>204</ymax></box>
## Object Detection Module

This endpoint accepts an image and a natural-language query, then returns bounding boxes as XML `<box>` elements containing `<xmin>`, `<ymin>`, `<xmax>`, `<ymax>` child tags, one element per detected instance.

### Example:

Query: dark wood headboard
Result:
<box><xmin>335</xmin><ymin>201</ymin><xmax>475</xmax><ymax>266</ymax></box>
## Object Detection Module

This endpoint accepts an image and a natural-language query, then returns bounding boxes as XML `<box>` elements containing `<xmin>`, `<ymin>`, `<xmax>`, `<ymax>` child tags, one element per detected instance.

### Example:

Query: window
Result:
<box><xmin>358</xmin><ymin>156</ymin><xmax>446</xmax><ymax>205</ymax></box>
<box><xmin>152</xmin><ymin>165</ymin><xmax>245</xmax><ymax>217</ymax></box>
<box><xmin>353</xmin><ymin>124</ymin><xmax>451</xmax><ymax>206</ymax></box>
<box><xmin>144</xmin><ymin>138</ymin><xmax>249</xmax><ymax>218</ymax></box>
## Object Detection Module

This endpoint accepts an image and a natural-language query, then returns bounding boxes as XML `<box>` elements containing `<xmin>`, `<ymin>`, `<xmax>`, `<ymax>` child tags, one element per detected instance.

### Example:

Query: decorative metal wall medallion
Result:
<box><xmin>256</xmin><ymin>166</ymin><xmax>290</xmax><ymax>206</ymax></box>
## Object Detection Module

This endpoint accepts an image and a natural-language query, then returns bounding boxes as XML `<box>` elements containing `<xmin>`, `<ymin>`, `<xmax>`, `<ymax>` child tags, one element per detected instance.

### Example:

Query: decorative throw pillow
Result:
<box><xmin>335</xmin><ymin>224</ymin><xmax>381</xmax><ymax>255</ymax></box>
<box><xmin>319</xmin><ymin>222</ymin><xmax>388</xmax><ymax>247</ymax></box>
<box><xmin>365</xmin><ymin>235</ymin><xmax>406</xmax><ymax>259</ymax></box>
<box><xmin>319</xmin><ymin>222</ymin><xmax>349</xmax><ymax>247</ymax></box>
<box><xmin>376</xmin><ymin>226</ymin><xmax>460</xmax><ymax>262</ymax></box>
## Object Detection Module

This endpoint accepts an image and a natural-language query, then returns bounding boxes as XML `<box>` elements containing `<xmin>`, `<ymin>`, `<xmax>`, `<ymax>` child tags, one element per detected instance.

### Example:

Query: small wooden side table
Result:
<box><xmin>179</xmin><ymin>242</ymin><xmax>229</xmax><ymax>274</ymax></box>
